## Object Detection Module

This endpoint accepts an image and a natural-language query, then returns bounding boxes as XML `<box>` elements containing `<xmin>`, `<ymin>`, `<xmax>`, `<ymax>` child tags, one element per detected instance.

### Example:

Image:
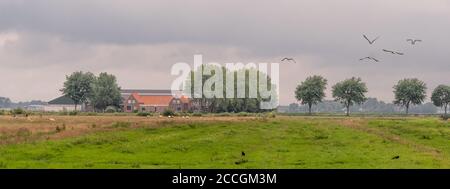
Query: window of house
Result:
<box><xmin>126</xmin><ymin>106</ymin><xmax>131</xmax><ymax>111</ymax></box>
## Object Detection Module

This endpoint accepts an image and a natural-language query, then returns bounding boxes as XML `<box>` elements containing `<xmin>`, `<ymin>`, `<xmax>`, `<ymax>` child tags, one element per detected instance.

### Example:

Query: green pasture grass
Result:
<box><xmin>0</xmin><ymin>117</ymin><xmax>448</xmax><ymax>168</ymax></box>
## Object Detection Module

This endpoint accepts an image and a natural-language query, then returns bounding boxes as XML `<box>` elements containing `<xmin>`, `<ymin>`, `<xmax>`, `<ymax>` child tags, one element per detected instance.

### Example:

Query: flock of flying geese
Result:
<box><xmin>359</xmin><ymin>34</ymin><xmax>422</xmax><ymax>63</ymax></box>
<box><xmin>280</xmin><ymin>35</ymin><xmax>422</xmax><ymax>64</ymax></box>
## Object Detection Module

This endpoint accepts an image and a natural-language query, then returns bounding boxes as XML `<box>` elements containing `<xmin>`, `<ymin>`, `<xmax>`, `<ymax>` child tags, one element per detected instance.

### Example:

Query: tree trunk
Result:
<box><xmin>308</xmin><ymin>103</ymin><xmax>312</xmax><ymax>115</ymax></box>
<box><xmin>346</xmin><ymin>105</ymin><xmax>350</xmax><ymax>116</ymax></box>
<box><xmin>445</xmin><ymin>104</ymin><xmax>448</xmax><ymax>117</ymax></box>
<box><xmin>74</xmin><ymin>103</ymin><xmax>78</xmax><ymax>111</ymax></box>
<box><xmin>405</xmin><ymin>102</ymin><xmax>409</xmax><ymax>115</ymax></box>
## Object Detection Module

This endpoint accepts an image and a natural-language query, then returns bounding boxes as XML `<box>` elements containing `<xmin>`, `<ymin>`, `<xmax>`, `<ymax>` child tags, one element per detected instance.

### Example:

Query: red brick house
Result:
<box><xmin>123</xmin><ymin>93</ymin><xmax>191</xmax><ymax>113</ymax></box>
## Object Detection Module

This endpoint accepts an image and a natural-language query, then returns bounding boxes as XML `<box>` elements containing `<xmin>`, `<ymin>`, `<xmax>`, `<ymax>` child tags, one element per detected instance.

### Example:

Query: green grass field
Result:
<box><xmin>0</xmin><ymin>116</ymin><xmax>449</xmax><ymax>168</ymax></box>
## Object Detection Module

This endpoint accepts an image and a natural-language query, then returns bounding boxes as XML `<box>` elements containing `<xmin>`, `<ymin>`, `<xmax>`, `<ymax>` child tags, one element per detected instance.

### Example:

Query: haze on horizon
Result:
<box><xmin>0</xmin><ymin>0</ymin><xmax>449</xmax><ymax>105</ymax></box>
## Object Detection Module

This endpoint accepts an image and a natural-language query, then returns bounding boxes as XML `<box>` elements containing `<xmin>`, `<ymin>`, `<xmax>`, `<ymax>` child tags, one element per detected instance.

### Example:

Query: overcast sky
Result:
<box><xmin>0</xmin><ymin>0</ymin><xmax>449</xmax><ymax>105</ymax></box>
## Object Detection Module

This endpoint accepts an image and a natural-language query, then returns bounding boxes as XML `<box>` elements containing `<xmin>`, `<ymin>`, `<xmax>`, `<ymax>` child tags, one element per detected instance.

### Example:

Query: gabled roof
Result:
<box><xmin>121</xmin><ymin>89</ymin><xmax>175</xmax><ymax>95</ymax></box>
<box><xmin>121</xmin><ymin>89</ymin><xmax>182</xmax><ymax>102</ymax></box>
<box><xmin>48</xmin><ymin>96</ymin><xmax>75</xmax><ymax>105</ymax></box>
<box><xmin>130</xmin><ymin>93</ymin><xmax>174</xmax><ymax>106</ymax></box>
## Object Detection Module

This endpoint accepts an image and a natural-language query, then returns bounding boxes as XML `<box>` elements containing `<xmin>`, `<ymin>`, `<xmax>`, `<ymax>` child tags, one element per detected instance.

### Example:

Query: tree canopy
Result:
<box><xmin>60</xmin><ymin>71</ymin><xmax>95</xmax><ymax>111</ymax></box>
<box><xmin>61</xmin><ymin>71</ymin><xmax>121</xmax><ymax>111</ymax></box>
<box><xmin>332</xmin><ymin>77</ymin><xmax>368</xmax><ymax>116</ymax></box>
<box><xmin>90</xmin><ymin>72</ymin><xmax>122</xmax><ymax>111</ymax></box>
<box><xmin>295</xmin><ymin>75</ymin><xmax>327</xmax><ymax>114</ymax></box>
<box><xmin>431</xmin><ymin>84</ymin><xmax>450</xmax><ymax>116</ymax></box>
<box><xmin>393</xmin><ymin>78</ymin><xmax>427</xmax><ymax>114</ymax></box>
<box><xmin>184</xmin><ymin>64</ymin><xmax>277</xmax><ymax>113</ymax></box>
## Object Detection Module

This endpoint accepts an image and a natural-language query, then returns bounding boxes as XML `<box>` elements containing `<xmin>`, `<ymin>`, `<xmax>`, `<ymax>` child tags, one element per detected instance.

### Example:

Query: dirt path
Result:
<box><xmin>337</xmin><ymin>118</ymin><xmax>444</xmax><ymax>160</ymax></box>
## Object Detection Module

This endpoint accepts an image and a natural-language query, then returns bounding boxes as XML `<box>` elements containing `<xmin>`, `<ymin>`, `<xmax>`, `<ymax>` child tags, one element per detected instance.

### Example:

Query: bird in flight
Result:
<box><xmin>363</xmin><ymin>34</ymin><xmax>380</xmax><ymax>45</ymax></box>
<box><xmin>359</xmin><ymin>56</ymin><xmax>379</xmax><ymax>62</ymax></box>
<box><xmin>406</xmin><ymin>39</ymin><xmax>422</xmax><ymax>45</ymax></box>
<box><xmin>281</xmin><ymin>57</ymin><xmax>296</xmax><ymax>63</ymax></box>
<box><xmin>382</xmin><ymin>49</ymin><xmax>404</xmax><ymax>55</ymax></box>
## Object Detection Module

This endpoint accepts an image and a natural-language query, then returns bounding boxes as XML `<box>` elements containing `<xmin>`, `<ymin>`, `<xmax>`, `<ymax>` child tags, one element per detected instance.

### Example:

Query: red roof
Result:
<box><xmin>131</xmin><ymin>93</ymin><xmax>174</xmax><ymax>106</ymax></box>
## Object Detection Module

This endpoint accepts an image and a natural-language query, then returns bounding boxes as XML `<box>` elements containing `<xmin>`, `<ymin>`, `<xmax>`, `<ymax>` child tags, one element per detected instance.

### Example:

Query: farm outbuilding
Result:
<box><xmin>43</xmin><ymin>96</ymin><xmax>80</xmax><ymax>112</ymax></box>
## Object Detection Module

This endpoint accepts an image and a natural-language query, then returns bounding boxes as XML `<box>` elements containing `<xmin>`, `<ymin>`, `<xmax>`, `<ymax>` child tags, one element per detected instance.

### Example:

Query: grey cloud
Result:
<box><xmin>0</xmin><ymin>0</ymin><xmax>449</xmax><ymax>104</ymax></box>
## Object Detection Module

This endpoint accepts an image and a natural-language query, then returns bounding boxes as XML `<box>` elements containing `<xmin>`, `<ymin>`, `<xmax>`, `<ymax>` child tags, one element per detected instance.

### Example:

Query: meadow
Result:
<box><xmin>0</xmin><ymin>114</ymin><xmax>448</xmax><ymax>168</ymax></box>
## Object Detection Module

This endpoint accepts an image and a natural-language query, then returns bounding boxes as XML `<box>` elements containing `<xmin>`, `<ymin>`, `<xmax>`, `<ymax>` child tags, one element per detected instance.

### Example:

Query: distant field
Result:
<box><xmin>0</xmin><ymin>115</ymin><xmax>449</xmax><ymax>168</ymax></box>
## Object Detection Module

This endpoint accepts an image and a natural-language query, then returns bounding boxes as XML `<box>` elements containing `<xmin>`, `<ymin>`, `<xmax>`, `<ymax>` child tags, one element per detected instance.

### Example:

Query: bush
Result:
<box><xmin>105</xmin><ymin>106</ymin><xmax>117</xmax><ymax>113</ymax></box>
<box><xmin>0</xmin><ymin>110</ymin><xmax>5</xmax><ymax>115</ymax></box>
<box><xmin>162</xmin><ymin>109</ymin><xmax>175</xmax><ymax>117</ymax></box>
<box><xmin>11</xmin><ymin>108</ymin><xmax>25</xmax><ymax>115</ymax></box>
<box><xmin>237</xmin><ymin>112</ymin><xmax>250</xmax><ymax>117</ymax></box>
<box><xmin>59</xmin><ymin>111</ymin><xmax>68</xmax><ymax>116</ymax></box>
<box><xmin>137</xmin><ymin>112</ymin><xmax>152</xmax><ymax>117</ymax></box>
<box><xmin>267</xmin><ymin>112</ymin><xmax>276</xmax><ymax>118</ymax></box>
<box><xmin>192</xmin><ymin>112</ymin><xmax>202</xmax><ymax>117</ymax></box>
<box><xmin>69</xmin><ymin>111</ymin><xmax>78</xmax><ymax>116</ymax></box>
<box><xmin>86</xmin><ymin>112</ymin><xmax>98</xmax><ymax>116</ymax></box>
<box><xmin>178</xmin><ymin>111</ymin><xmax>189</xmax><ymax>117</ymax></box>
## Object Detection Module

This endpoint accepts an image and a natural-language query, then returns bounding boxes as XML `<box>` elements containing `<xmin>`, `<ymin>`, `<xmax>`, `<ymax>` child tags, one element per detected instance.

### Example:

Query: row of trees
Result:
<box><xmin>295</xmin><ymin>76</ymin><xmax>450</xmax><ymax>116</ymax></box>
<box><xmin>61</xmin><ymin>71</ymin><xmax>121</xmax><ymax>111</ymax></box>
<box><xmin>184</xmin><ymin>65</ymin><xmax>276</xmax><ymax>113</ymax></box>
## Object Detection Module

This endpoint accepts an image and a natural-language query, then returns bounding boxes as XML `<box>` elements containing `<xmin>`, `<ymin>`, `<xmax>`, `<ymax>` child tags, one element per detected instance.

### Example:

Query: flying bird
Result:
<box><xmin>382</xmin><ymin>49</ymin><xmax>404</xmax><ymax>55</ymax></box>
<box><xmin>363</xmin><ymin>34</ymin><xmax>380</xmax><ymax>45</ymax></box>
<box><xmin>406</xmin><ymin>39</ymin><xmax>422</xmax><ymax>45</ymax></box>
<box><xmin>281</xmin><ymin>57</ymin><xmax>296</xmax><ymax>63</ymax></box>
<box><xmin>359</xmin><ymin>56</ymin><xmax>379</xmax><ymax>62</ymax></box>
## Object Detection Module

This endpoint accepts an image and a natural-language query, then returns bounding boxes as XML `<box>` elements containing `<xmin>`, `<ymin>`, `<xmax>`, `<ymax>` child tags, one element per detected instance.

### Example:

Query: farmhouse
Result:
<box><xmin>44</xmin><ymin>89</ymin><xmax>192</xmax><ymax>112</ymax></box>
<box><xmin>122</xmin><ymin>92</ymin><xmax>191</xmax><ymax>113</ymax></box>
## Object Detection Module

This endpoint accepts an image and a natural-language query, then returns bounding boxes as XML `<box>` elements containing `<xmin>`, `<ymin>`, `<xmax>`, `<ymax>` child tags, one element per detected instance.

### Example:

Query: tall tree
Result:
<box><xmin>61</xmin><ymin>71</ymin><xmax>95</xmax><ymax>111</ymax></box>
<box><xmin>431</xmin><ymin>85</ymin><xmax>450</xmax><ymax>117</ymax></box>
<box><xmin>295</xmin><ymin>75</ymin><xmax>327</xmax><ymax>114</ymax></box>
<box><xmin>332</xmin><ymin>77</ymin><xmax>368</xmax><ymax>116</ymax></box>
<box><xmin>90</xmin><ymin>72</ymin><xmax>122</xmax><ymax>111</ymax></box>
<box><xmin>393</xmin><ymin>78</ymin><xmax>427</xmax><ymax>114</ymax></box>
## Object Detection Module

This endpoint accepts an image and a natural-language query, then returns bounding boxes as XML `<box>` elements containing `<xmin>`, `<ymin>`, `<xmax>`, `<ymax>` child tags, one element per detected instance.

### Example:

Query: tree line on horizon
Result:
<box><xmin>0</xmin><ymin>97</ymin><xmax>46</xmax><ymax>109</ymax></box>
<box><xmin>294</xmin><ymin>75</ymin><xmax>449</xmax><ymax>117</ymax></box>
